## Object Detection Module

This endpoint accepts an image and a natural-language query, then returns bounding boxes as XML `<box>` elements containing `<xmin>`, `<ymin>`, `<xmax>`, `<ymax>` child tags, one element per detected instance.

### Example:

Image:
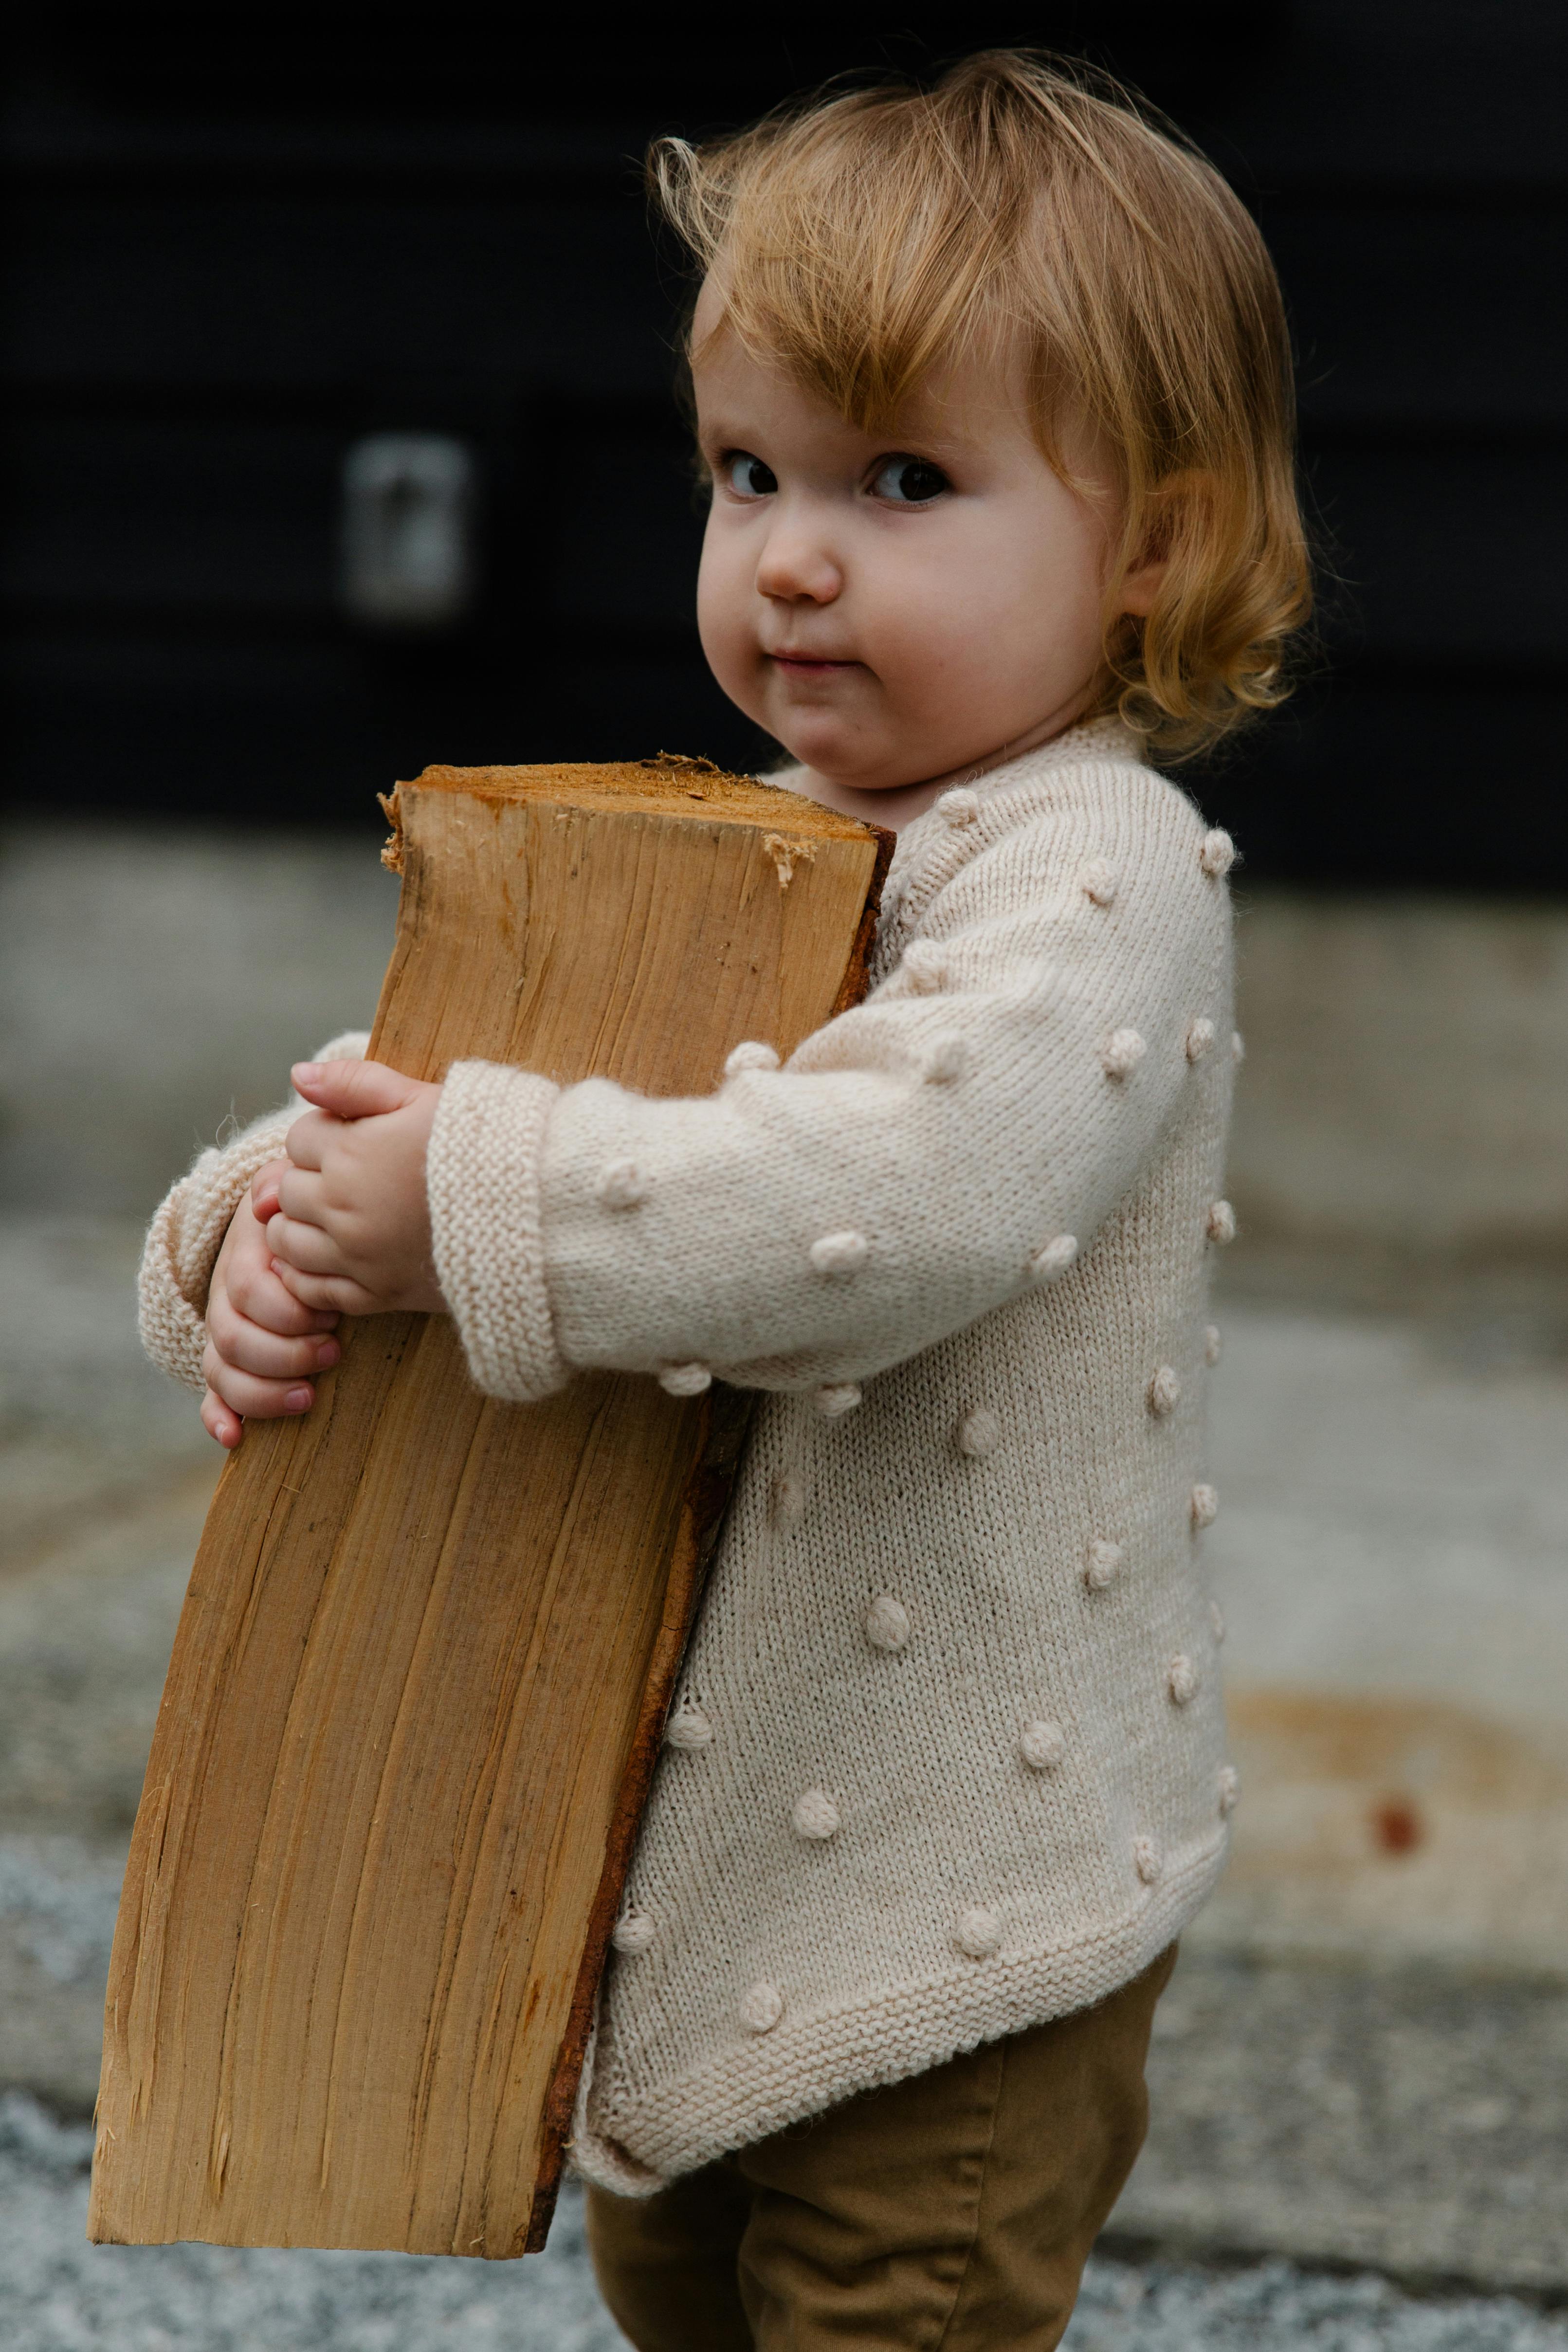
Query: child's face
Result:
<box><xmin>692</xmin><ymin>285</ymin><xmax>1140</xmax><ymax>794</ymax></box>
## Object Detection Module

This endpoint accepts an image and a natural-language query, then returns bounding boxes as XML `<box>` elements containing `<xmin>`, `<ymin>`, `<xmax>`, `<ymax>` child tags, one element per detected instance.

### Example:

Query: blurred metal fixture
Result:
<box><xmin>340</xmin><ymin>433</ymin><xmax>475</xmax><ymax>627</ymax></box>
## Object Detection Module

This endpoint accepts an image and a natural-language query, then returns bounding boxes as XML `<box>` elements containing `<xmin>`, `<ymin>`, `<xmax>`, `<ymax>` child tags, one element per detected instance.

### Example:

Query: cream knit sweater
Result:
<box><xmin>138</xmin><ymin>713</ymin><xmax>1240</xmax><ymax>2196</ymax></box>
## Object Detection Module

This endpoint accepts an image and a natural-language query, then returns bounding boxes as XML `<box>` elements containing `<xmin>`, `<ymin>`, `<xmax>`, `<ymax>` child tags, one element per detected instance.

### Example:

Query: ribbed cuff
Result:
<box><xmin>137</xmin><ymin>1119</ymin><xmax>294</xmax><ymax>1393</ymax></box>
<box><xmin>135</xmin><ymin>1032</ymin><xmax>371</xmax><ymax>1397</ymax></box>
<box><xmin>427</xmin><ymin>1059</ymin><xmax>569</xmax><ymax>1404</ymax></box>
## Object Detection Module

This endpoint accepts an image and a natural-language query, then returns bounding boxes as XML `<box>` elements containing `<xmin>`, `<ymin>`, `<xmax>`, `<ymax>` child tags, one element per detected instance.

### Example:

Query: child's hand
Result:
<box><xmin>257</xmin><ymin>1058</ymin><xmax>446</xmax><ymax>1320</ymax></box>
<box><xmin>200</xmin><ymin>1163</ymin><xmax>344</xmax><ymax>1449</ymax></box>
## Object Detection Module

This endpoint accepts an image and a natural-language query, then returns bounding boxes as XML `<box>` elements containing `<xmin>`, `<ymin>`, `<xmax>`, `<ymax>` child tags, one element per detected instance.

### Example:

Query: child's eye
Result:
<box><xmin>723</xmin><ymin>451</ymin><xmax>778</xmax><ymax>498</ymax></box>
<box><xmin>869</xmin><ymin>455</ymin><xmax>950</xmax><ymax>505</ymax></box>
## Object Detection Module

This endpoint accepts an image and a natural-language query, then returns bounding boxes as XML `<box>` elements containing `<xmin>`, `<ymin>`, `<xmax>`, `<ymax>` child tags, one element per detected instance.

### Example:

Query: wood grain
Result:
<box><xmin>90</xmin><ymin>754</ymin><xmax>890</xmax><ymax>2257</ymax></box>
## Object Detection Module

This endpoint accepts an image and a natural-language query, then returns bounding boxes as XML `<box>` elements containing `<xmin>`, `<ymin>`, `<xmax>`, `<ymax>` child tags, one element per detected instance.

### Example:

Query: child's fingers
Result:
<box><xmin>202</xmin><ymin>1340</ymin><xmax>318</xmax><ymax>1423</ymax></box>
<box><xmin>206</xmin><ymin>1289</ymin><xmax>340</xmax><ymax>1381</ymax></box>
<box><xmin>262</xmin><ymin>1210</ymin><xmax>347</xmax><ymax>1277</ymax></box>
<box><xmin>291</xmin><ymin>1057</ymin><xmax>419</xmax><ymax>1121</ymax></box>
<box><xmin>269</xmin><ymin>1257</ymin><xmax>379</xmax><ymax>1315</ymax></box>
<box><xmin>201</xmin><ymin>1387</ymin><xmax>244</xmax><ymax>1449</ymax></box>
<box><xmin>221</xmin><ymin>1252</ymin><xmax>340</xmax><ymax>1337</ymax></box>
<box><xmin>251</xmin><ymin>1166</ymin><xmax>286</xmax><ymax>1222</ymax></box>
<box><xmin>273</xmin><ymin>1161</ymin><xmax>330</xmax><ymax>1224</ymax></box>
<box><xmin>280</xmin><ymin>1108</ymin><xmax>334</xmax><ymax>1175</ymax></box>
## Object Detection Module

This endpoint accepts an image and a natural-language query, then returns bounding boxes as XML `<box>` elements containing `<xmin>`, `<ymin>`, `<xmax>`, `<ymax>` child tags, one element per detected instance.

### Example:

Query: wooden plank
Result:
<box><xmin>90</xmin><ymin>754</ymin><xmax>890</xmax><ymax>2257</ymax></box>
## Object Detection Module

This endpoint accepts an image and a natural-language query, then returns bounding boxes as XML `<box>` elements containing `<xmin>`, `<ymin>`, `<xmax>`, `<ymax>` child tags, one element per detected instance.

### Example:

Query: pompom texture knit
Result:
<box><xmin>137</xmin><ymin>717</ymin><xmax>1237</xmax><ymax>2197</ymax></box>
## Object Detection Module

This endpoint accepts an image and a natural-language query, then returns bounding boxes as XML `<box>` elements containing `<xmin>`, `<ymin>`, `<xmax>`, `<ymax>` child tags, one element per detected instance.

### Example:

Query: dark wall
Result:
<box><xmin>6</xmin><ymin>5</ymin><xmax>1564</xmax><ymax>886</ymax></box>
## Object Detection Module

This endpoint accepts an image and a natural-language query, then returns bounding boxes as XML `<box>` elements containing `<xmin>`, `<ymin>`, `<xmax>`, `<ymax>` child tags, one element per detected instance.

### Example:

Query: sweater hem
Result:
<box><xmin>571</xmin><ymin>1826</ymin><xmax>1227</xmax><ymax>2194</ymax></box>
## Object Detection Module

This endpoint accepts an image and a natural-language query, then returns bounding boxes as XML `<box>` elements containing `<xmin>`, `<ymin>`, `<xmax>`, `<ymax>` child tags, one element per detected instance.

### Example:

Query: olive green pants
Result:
<box><xmin>585</xmin><ymin>1944</ymin><xmax>1176</xmax><ymax>2351</ymax></box>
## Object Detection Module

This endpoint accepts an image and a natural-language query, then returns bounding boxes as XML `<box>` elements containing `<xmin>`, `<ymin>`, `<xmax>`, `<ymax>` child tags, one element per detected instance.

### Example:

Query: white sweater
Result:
<box><xmin>139</xmin><ymin>714</ymin><xmax>1240</xmax><ymax>2195</ymax></box>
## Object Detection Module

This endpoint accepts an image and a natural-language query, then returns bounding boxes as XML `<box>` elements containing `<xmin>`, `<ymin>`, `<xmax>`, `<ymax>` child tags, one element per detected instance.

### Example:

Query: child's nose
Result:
<box><xmin>755</xmin><ymin>511</ymin><xmax>843</xmax><ymax>605</ymax></box>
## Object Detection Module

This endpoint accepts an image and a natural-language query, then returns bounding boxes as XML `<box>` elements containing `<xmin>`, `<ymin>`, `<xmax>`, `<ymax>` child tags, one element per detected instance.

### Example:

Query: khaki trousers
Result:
<box><xmin>585</xmin><ymin>1943</ymin><xmax>1176</xmax><ymax>2351</ymax></box>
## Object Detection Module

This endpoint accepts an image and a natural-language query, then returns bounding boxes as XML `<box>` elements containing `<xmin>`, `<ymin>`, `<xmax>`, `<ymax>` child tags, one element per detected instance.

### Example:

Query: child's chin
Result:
<box><xmin>769</xmin><ymin>710</ymin><xmax>877</xmax><ymax>778</ymax></box>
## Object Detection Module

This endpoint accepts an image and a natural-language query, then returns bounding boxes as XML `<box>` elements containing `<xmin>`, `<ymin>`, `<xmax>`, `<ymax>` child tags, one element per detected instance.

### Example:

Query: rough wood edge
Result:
<box><xmin>379</xmin><ymin>788</ymin><xmax>403</xmax><ymax>873</ymax></box>
<box><xmin>522</xmin><ymin>1383</ymin><xmax>753</xmax><ymax>2253</ymax></box>
<box><xmin>829</xmin><ymin>823</ymin><xmax>896</xmax><ymax>1018</ymax></box>
<box><xmin>522</xmin><ymin>820</ymin><xmax>894</xmax><ymax>2251</ymax></box>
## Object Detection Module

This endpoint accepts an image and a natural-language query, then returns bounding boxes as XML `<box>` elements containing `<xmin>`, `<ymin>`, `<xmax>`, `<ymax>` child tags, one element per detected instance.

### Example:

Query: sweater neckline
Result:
<box><xmin>970</xmin><ymin>710</ymin><xmax>1146</xmax><ymax>786</ymax></box>
<box><xmin>764</xmin><ymin>712</ymin><xmax>1147</xmax><ymax>832</ymax></box>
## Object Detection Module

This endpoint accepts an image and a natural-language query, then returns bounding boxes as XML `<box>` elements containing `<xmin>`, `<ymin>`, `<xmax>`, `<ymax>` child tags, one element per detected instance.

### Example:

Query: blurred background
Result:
<box><xmin>2</xmin><ymin>5</ymin><xmax>1566</xmax><ymax>2346</ymax></box>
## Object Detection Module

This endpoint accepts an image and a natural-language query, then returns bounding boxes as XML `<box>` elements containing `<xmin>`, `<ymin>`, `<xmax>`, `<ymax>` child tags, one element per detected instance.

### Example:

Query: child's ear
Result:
<box><xmin>1116</xmin><ymin>469</ymin><xmax>1215</xmax><ymax>617</ymax></box>
<box><xmin>1118</xmin><ymin>553</ymin><xmax>1168</xmax><ymax>618</ymax></box>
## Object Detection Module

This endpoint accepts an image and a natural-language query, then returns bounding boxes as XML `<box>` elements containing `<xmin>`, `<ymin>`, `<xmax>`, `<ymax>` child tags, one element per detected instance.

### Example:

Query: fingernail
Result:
<box><xmin>315</xmin><ymin>1341</ymin><xmax>340</xmax><ymax>1369</ymax></box>
<box><xmin>293</xmin><ymin>1062</ymin><xmax>321</xmax><ymax>1083</ymax></box>
<box><xmin>285</xmin><ymin>1386</ymin><xmax>313</xmax><ymax>1412</ymax></box>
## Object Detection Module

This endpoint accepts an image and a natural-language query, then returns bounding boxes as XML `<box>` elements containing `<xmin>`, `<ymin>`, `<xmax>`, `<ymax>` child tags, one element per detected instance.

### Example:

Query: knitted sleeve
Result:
<box><xmin>428</xmin><ymin>773</ymin><xmax>1232</xmax><ymax>1406</ymax></box>
<box><xmin>137</xmin><ymin>1030</ymin><xmax>372</xmax><ymax>1392</ymax></box>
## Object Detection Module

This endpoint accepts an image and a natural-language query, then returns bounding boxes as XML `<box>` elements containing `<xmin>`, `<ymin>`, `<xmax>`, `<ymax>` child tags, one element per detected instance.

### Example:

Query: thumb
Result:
<box><xmin>291</xmin><ymin>1057</ymin><xmax>421</xmax><ymax>1120</ymax></box>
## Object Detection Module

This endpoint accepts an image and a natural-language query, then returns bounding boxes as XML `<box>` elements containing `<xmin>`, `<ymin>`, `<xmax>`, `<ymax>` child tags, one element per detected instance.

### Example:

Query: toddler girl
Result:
<box><xmin>139</xmin><ymin>51</ymin><xmax>1309</xmax><ymax>2351</ymax></box>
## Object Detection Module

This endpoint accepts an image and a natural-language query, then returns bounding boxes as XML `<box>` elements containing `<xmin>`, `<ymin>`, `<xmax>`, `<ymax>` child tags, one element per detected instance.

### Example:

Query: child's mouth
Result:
<box><xmin>768</xmin><ymin>653</ymin><xmax>860</xmax><ymax>677</ymax></box>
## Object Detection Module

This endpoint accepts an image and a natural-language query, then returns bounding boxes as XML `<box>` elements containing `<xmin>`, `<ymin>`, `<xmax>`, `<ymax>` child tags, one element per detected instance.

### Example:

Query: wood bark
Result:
<box><xmin>90</xmin><ymin>755</ymin><xmax>890</xmax><ymax>2257</ymax></box>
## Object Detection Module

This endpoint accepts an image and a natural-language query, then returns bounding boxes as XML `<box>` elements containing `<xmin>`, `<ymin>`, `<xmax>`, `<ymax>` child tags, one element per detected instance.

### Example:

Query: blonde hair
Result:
<box><xmin>651</xmin><ymin>51</ymin><xmax>1311</xmax><ymax>760</ymax></box>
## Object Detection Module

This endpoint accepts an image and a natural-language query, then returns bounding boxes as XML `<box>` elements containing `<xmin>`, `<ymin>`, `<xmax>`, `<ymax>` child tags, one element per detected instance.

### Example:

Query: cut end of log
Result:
<box><xmin>643</xmin><ymin>749</ymin><xmax>720</xmax><ymax>775</ymax></box>
<box><xmin>764</xmin><ymin>833</ymin><xmax>818</xmax><ymax>890</ymax></box>
<box><xmin>400</xmin><ymin>757</ymin><xmax>875</xmax><ymax>843</ymax></box>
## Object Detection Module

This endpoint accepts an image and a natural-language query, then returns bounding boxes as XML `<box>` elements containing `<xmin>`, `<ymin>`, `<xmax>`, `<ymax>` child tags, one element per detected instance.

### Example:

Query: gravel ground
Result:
<box><xmin>2</xmin><ymin>2096</ymin><xmax>1564</xmax><ymax>2352</ymax></box>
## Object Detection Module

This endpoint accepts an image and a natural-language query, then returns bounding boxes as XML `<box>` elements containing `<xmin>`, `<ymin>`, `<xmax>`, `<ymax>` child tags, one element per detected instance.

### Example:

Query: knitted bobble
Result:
<box><xmin>1101</xmin><ymin>1028</ymin><xmax>1146</xmax><ymax>1080</ymax></box>
<box><xmin>902</xmin><ymin>941</ymin><xmax>949</xmax><ymax>994</ymax></box>
<box><xmin>740</xmin><ymin>1981</ymin><xmax>784</xmax><ymax>2034</ymax></box>
<box><xmin>1231</xmin><ymin>1030</ymin><xmax>1246</xmax><ymax>1065</ymax></box>
<box><xmin>1147</xmin><ymin>1365</ymin><xmax>1182</xmax><ymax>1418</ymax></box>
<box><xmin>1204</xmin><ymin>1323</ymin><xmax>1223</xmax><ymax>1366</ymax></box>
<box><xmin>1020</xmin><ymin>1719</ymin><xmax>1065</xmax><ymax>1770</ymax></box>
<box><xmin>1210</xmin><ymin>1598</ymin><xmax>1227</xmax><ymax>1645</ymax></box>
<box><xmin>923</xmin><ymin>1034</ymin><xmax>968</xmax><ymax>1084</ymax></box>
<box><xmin>1027</xmin><ymin>1233</ymin><xmax>1077</xmax><ymax>1283</ymax></box>
<box><xmin>1185</xmin><ymin>1018</ymin><xmax>1216</xmax><ymax>1063</ymax></box>
<box><xmin>725</xmin><ymin>1039</ymin><xmax>780</xmax><ymax>1078</ymax></box>
<box><xmin>1206</xmin><ymin>1199</ymin><xmax>1237</xmax><ymax>1246</ymax></box>
<box><xmin>612</xmin><ymin>1908</ymin><xmax>656</xmax><ymax>1956</ymax></box>
<box><xmin>659</xmin><ymin>1362</ymin><xmax>712</xmax><ymax>1397</ymax></box>
<box><xmin>953</xmin><ymin>1906</ymin><xmax>1001</xmax><ymax>1960</ymax></box>
<box><xmin>1084</xmin><ymin>1539</ymin><xmax>1123</xmax><ymax>1591</ymax></box>
<box><xmin>1199</xmin><ymin>827</ymin><xmax>1235</xmax><ymax>878</ymax></box>
<box><xmin>939</xmin><ymin>787</ymin><xmax>980</xmax><ymax>827</ymax></box>
<box><xmin>1081</xmin><ymin>857</ymin><xmax>1117</xmax><ymax>907</ymax></box>
<box><xmin>770</xmin><ymin>1472</ymin><xmax>806</xmax><ymax>1528</ymax></box>
<box><xmin>864</xmin><ymin>1594</ymin><xmax>910</xmax><ymax>1652</ymax></box>
<box><xmin>1218</xmin><ymin>1765</ymin><xmax>1240</xmax><ymax>1816</ymax></box>
<box><xmin>1167</xmin><ymin>1654</ymin><xmax>1199</xmax><ymax>1706</ymax></box>
<box><xmin>956</xmin><ymin>1406</ymin><xmax>1001</xmax><ymax>1458</ymax></box>
<box><xmin>810</xmin><ymin>1229</ymin><xmax>869</xmax><ymax>1276</ymax></box>
<box><xmin>665</xmin><ymin>1701</ymin><xmax>714</xmax><ymax>1751</ymax></box>
<box><xmin>1134</xmin><ymin>1837</ymin><xmax>1163</xmax><ymax>1885</ymax></box>
<box><xmin>596</xmin><ymin>1158</ymin><xmax>650</xmax><ymax>1210</ymax></box>
<box><xmin>791</xmin><ymin>1788</ymin><xmax>840</xmax><ymax>1841</ymax></box>
<box><xmin>815</xmin><ymin>1382</ymin><xmax>862</xmax><ymax>1419</ymax></box>
<box><xmin>1190</xmin><ymin>1482</ymin><xmax>1219</xmax><ymax>1531</ymax></box>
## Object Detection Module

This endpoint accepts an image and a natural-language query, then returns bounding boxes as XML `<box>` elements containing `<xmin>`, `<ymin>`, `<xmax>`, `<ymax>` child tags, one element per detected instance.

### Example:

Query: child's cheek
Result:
<box><xmin>857</xmin><ymin>559</ymin><xmax>961</xmax><ymax>707</ymax></box>
<box><xmin>695</xmin><ymin>532</ymin><xmax>760</xmax><ymax>714</ymax></box>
